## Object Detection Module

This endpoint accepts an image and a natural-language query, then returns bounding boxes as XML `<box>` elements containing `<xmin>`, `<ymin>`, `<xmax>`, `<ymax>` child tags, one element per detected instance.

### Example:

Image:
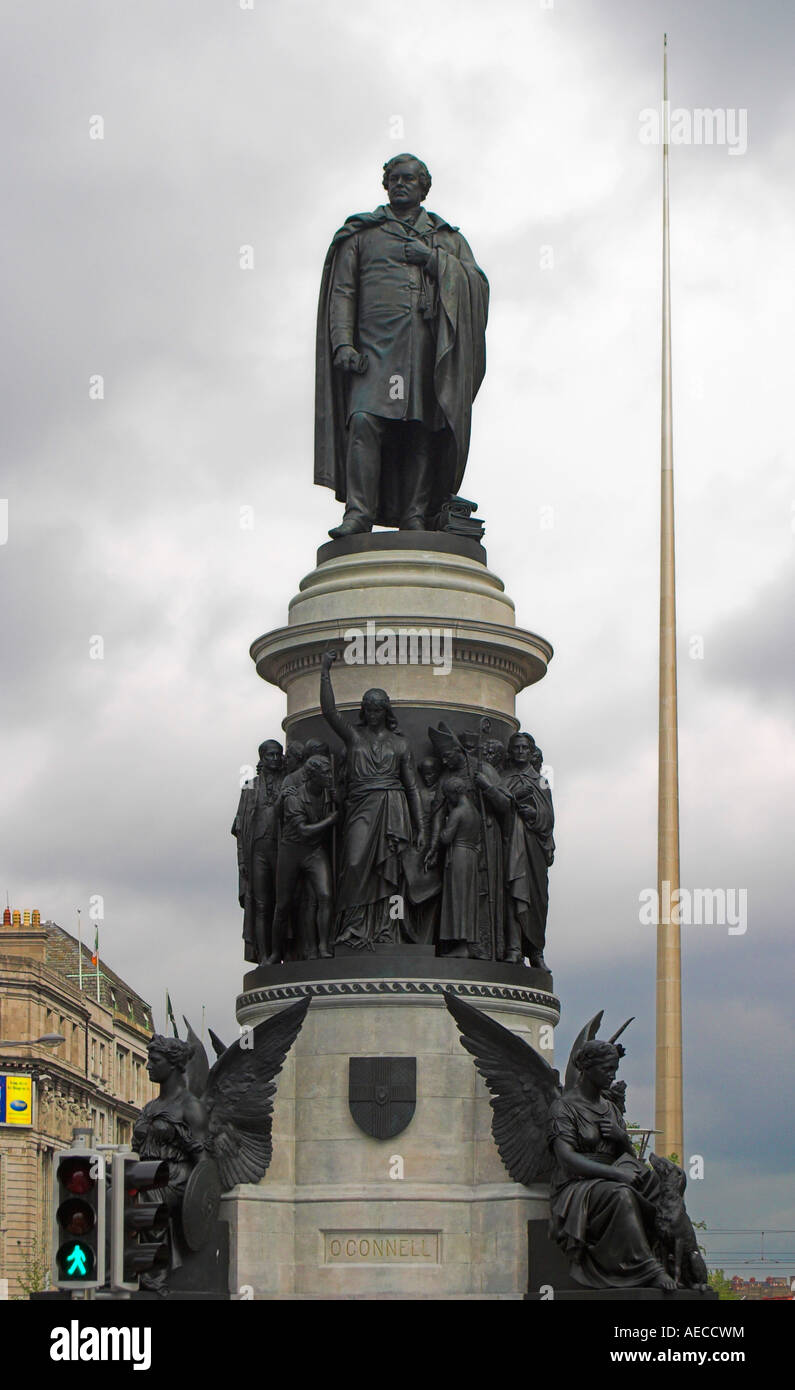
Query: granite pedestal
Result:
<box><xmin>225</xmin><ymin>952</ymin><xmax>559</xmax><ymax>1299</ymax></box>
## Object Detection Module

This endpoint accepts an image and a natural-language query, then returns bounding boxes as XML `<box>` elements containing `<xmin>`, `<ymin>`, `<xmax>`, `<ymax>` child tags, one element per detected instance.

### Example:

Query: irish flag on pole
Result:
<box><xmin>91</xmin><ymin>926</ymin><xmax>99</xmax><ymax>966</ymax></box>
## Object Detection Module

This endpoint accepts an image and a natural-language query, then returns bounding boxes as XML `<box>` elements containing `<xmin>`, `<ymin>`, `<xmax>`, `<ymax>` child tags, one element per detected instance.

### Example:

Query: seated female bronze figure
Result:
<box><xmin>445</xmin><ymin>992</ymin><xmax>707</xmax><ymax>1293</ymax></box>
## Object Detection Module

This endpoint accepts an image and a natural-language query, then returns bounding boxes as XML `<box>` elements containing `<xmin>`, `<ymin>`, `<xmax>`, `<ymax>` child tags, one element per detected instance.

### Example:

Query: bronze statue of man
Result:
<box><xmin>231</xmin><ymin>739</ymin><xmax>283</xmax><ymax>965</ymax></box>
<box><xmin>315</xmin><ymin>154</ymin><xmax>489</xmax><ymax>538</ymax></box>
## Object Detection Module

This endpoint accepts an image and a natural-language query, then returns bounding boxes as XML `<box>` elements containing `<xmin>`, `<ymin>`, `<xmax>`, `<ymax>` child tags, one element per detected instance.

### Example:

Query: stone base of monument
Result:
<box><xmin>224</xmin><ymin>950</ymin><xmax>559</xmax><ymax>1298</ymax></box>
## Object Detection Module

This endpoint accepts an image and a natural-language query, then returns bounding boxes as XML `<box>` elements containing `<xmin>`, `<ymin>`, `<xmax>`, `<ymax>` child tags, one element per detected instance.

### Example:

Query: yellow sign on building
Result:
<box><xmin>0</xmin><ymin>1074</ymin><xmax>34</xmax><ymax>1126</ymax></box>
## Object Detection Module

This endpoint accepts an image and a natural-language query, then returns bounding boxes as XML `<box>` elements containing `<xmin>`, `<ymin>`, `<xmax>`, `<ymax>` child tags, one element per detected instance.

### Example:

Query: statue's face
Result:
<box><xmin>483</xmin><ymin>742</ymin><xmax>504</xmax><ymax>768</ymax></box>
<box><xmin>307</xmin><ymin>762</ymin><xmax>333</xmax><ymax>791</ymax></box>
<box><xmin>442</xmin><ymin>748</ymin><xmax>464</xmax><ymax>770</ymax></box>
<box><xmin>419</xmin><ymin>760</ymin><xmax>439</xmax><ymax>788</ymax></box>
<box><xmin>587</xmin><ymin>1058</ymin><xmax>619</xmax><ymax>1091</ymax></box>
<box><xmin>146</xmin><ymin>1051</ymin><xmax>171</xmax><ymax>1083</ymax></box>
<box><xmin>362</xmin><ymin>701</ymin><xmax>386</xmax><ymax>729</ymax></box>
<box><xmin>262</xmin><ymin>746</ymin><xmax>283</xmax><ymax>773</ymax></box>
<box><xmin>283</xmin><ymin>745</ymin><xmax>302</xmax><ymax>772</ymax></box>
<box><xmin>509</xmin><ymin>736</ymin><xmax>534</xmax><ymax>768</ymax></box>
<box><xmin>386</xmin><ymin>161</ymin><xmax>424</xmax><ymax>212</ymax></box>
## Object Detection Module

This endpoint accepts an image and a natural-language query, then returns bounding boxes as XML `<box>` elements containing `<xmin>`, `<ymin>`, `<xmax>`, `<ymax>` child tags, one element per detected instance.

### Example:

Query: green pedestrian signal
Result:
<box><xmin>56</xmin><ymin>1237</ymin><xmax>96</xmax><ymax>1282</ymax></box>
<box><xmin>66</xmin><ymin>1245</ymin><xmax>87</xmax><ymax>1277</ymax></box>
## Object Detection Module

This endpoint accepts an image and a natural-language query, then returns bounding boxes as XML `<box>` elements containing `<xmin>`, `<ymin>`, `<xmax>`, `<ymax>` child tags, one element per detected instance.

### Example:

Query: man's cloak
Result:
<box><xmin>314</xmin><ymin>205</ymin><xmax>489</xmax><ymax>528</ymax></box>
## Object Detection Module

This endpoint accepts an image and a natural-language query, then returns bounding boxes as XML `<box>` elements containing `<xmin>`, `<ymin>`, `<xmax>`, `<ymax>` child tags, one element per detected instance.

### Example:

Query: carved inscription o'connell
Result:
<box><xmin>324</xmin><ymin>1231</ymin><xmax>440</xmax><ymax>1264</ymax></box>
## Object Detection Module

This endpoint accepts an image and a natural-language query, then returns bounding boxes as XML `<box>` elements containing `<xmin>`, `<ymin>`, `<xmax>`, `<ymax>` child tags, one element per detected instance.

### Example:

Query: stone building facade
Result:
<box><xmin>0</xmin><ymin>908</ymin><xmax>155</xmax><ymax>1297</ymax></box>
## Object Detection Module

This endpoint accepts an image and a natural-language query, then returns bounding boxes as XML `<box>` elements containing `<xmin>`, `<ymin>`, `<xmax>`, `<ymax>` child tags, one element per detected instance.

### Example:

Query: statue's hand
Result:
<box><xmin>416</xmin><ymin>830</ymin><xmax>428</xmax><ymax>854</ymax></box>
<box><xmin>473</xmin><ymin>772</ymin><xmax>490</xmax><ymax>791</ymax></box>
<box><xmin>321</xmin><ymin>650</ymin><xmax>338</xmax><ymax>673</ymax></box>
<box><xmin>424</xmin><ymin>849</ymin><xmax>437</xmax><ymax>870</ymax></box>
<box><xmin>598</xmin><ymin>1117</ymin><xmax>628</xmax><ymax>1146</ymax></box>
<box><xmin>333</xmin><ymin>345</ymin><xmax>360</xmax><ymax>372</ymax></box>
<box><xmin>404</xmin><ymin>239</ymin><xmax>432</xmax><ymax>267</ymax></box>
<box><xmin>608</xmin><ymin>1168</ymin><xmax>636</xmax><ymax>1186</ymax></box>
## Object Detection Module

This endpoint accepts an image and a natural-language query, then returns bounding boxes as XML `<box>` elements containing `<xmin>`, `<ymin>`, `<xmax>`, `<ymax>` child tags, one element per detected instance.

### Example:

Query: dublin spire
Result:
<box><xmin>655</xmin><ymin>33</ymin><xmax>684</xmax><ymax>1162</ymax></box>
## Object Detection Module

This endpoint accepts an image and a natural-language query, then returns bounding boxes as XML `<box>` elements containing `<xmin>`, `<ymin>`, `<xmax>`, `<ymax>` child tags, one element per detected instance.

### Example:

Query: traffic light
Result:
<box><xmin>52</xmin><ymin>1148</ymin><xmax>106</xmax><ymax>1289</ymax></box>
<box><xmin>110</xmin><ymin>1152</ymin><xmax>170</xmax><ymax>1291</ymax></box>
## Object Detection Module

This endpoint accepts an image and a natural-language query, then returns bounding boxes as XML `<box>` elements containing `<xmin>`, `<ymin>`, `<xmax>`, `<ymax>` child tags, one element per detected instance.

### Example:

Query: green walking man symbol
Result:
<box><xmin>66</xmin><ymin>1245</ymin><xmax>88</xmax><ymax>1277</ymax></box>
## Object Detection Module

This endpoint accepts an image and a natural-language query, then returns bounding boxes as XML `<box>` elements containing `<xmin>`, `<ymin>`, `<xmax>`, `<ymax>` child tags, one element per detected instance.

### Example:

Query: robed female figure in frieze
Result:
<box><xmin>319</xmin><ymin>650</ymin><xmax>426</xmax><ymax>948</ymax></box>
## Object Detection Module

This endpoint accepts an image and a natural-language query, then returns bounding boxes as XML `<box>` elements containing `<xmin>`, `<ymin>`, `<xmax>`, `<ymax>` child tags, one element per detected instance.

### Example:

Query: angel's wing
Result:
<box><xmin>444</xmin><ymin>989</ymin><xmax>561</xmax><ymax>1185</ymax></box>
<box><xmin>203</xmin><ymin>996</ymin><xmax>311</xmax><ymax>1191</ymax></box>
<box><xmin>208</xmin><ymin>1028</ymin><xmax>227</xmax><ymax>1060</ymax></box>
<box><xmin>563</xmin><ymin>1011</ymin><xmax>603</xmax><ymax>1093</ymax></box>
<box><xmin>183</xmin><ymin>1016</ymin><xmax>210</xmax><ymax>1099</ymax></box>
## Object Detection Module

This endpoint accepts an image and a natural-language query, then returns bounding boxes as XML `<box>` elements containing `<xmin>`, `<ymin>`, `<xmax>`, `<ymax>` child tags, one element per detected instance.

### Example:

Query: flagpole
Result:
<box><xmin>655</xmin><ymin>32</ymin><xmax>684</xmax><ymax>1163</ymax></box>
<box><xmin>95</xmin><ymin>923</ymin><xmax>100</xmax><ymax>1003</ymax></box>
<box><xmin>77</xmin><ymin>908</ymin><xmax>83</xmax><ymax>991</ymax></box>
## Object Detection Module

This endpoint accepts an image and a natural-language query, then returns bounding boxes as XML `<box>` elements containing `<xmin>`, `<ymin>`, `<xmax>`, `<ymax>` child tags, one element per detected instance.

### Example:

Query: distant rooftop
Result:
<box><xmin>1</xmin><ymin>907</ymin><xmax>153</xmax><ymax>1032</ymax></box>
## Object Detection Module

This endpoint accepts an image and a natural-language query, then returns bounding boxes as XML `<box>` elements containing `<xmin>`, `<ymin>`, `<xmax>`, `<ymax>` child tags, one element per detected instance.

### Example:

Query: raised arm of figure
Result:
<box><xmin>319</xmin><ymin>651</ymin><xmax>353</xmax><ymax>744</ymax></box>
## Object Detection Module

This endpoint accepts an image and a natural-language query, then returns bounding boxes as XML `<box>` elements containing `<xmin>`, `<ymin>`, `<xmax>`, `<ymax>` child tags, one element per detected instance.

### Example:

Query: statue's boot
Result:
<box><xmin>399</xmin><ymin>520</ymin><xmax>426</xmax><ymax>531</ymax></box>
<box><xmin>328</xmin><ymin>518</ymin><xmax>372</xmax><ymax>539</ymax></box>
<box><xmin>528</xmin><ymin>949</ymin><xmax>549</xmax><ymax>971</ymax></box>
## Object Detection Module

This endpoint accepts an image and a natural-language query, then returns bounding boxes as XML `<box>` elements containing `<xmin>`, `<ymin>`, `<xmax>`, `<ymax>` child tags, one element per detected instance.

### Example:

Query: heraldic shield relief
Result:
<box><xmin>348</xmin><ymin>1057</ymin><xmax>417</xmax><ymax>1139</ymax></box>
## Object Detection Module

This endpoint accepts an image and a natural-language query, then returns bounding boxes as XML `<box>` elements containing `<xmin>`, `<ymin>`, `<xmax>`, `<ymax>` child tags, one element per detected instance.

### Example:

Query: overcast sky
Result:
<box><xmin>3</xmin><ymin>0</ymin><xmax>793</xmax><ymax>1279</ymax></box>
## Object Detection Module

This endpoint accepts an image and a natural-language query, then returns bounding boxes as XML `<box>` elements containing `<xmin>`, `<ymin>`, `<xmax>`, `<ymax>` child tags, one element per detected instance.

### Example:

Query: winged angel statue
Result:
<box><xmin>132</xmin><ymin>997</ymin><xmax>310</xmax><ymax>1293</ymax></box>
<box><xmin>445</xmin><ymin>991</ymin><xmax>708</xmax><ymax>1292</ymax></box>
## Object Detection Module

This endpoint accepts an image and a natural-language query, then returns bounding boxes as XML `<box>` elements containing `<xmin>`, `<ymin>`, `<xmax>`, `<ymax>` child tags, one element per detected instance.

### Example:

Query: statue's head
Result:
<box><xmin>382</xmin><ymin>154</ymin><xmax>432</xmax><ymax>211</ymax></box>
<box><xmin>649</xmin><ymin>1153</ymin><xmax>686</xmax><ymax>1191</ymax></box>
<box><xmin>445</xmin><ymin>776</ymin><xmax>468</xmax><ymax>806</ymax></box>
<box><xmin>357</xmin><ymin>688</ymin><xmax>398</xmax><ymax>731</ymax></box>
<box><xmin>303</xmin><ymin>738</ymin><xmax>330</xmax><ymax>760</ymax></box>
<box><xmin>441</xmin><ymin>746</ymin><xmax>466</xmax><ymax>771</ymax></box>
<box><xmin>482</xmin><ymin>738</ymin><xmax>506</xmax><ymax>769</ymax></box>
<box><xmin>258</xmin><ymin>739</ymin><xmax>283</xmax><ymax>773</ymax></box>
<box><xmin>607</xmin><ymin>1078</ymin><xmax>627</xmax><ymax>1114</ymax></box>
<box><xmin>419</xmin><ymin>756</ymin><xmax>441</xmax><ymax>788</ymax></box>
<box><xmin>146</xmin><ymin>1034</ymin><xmax>194</xmax><ymax>1082</ymax></box>
<box><xmin>303</xmin><ymin>754</ymin><xmax>333</xmax><ymax>790</ymax></box>
<box><xmin>507</xmin><ymin>732</ymin><xmax>536</xmax><ymax>768</ymax></box>
<box><xmin>283</xmin><ymin>741</ymin><xmax>305</xmax><ymax>773</ymax></box>
<box><xmin>573</xmin><ymin>1040</ymin><xmax>622</xmax><ymax>1090</ymax></box>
